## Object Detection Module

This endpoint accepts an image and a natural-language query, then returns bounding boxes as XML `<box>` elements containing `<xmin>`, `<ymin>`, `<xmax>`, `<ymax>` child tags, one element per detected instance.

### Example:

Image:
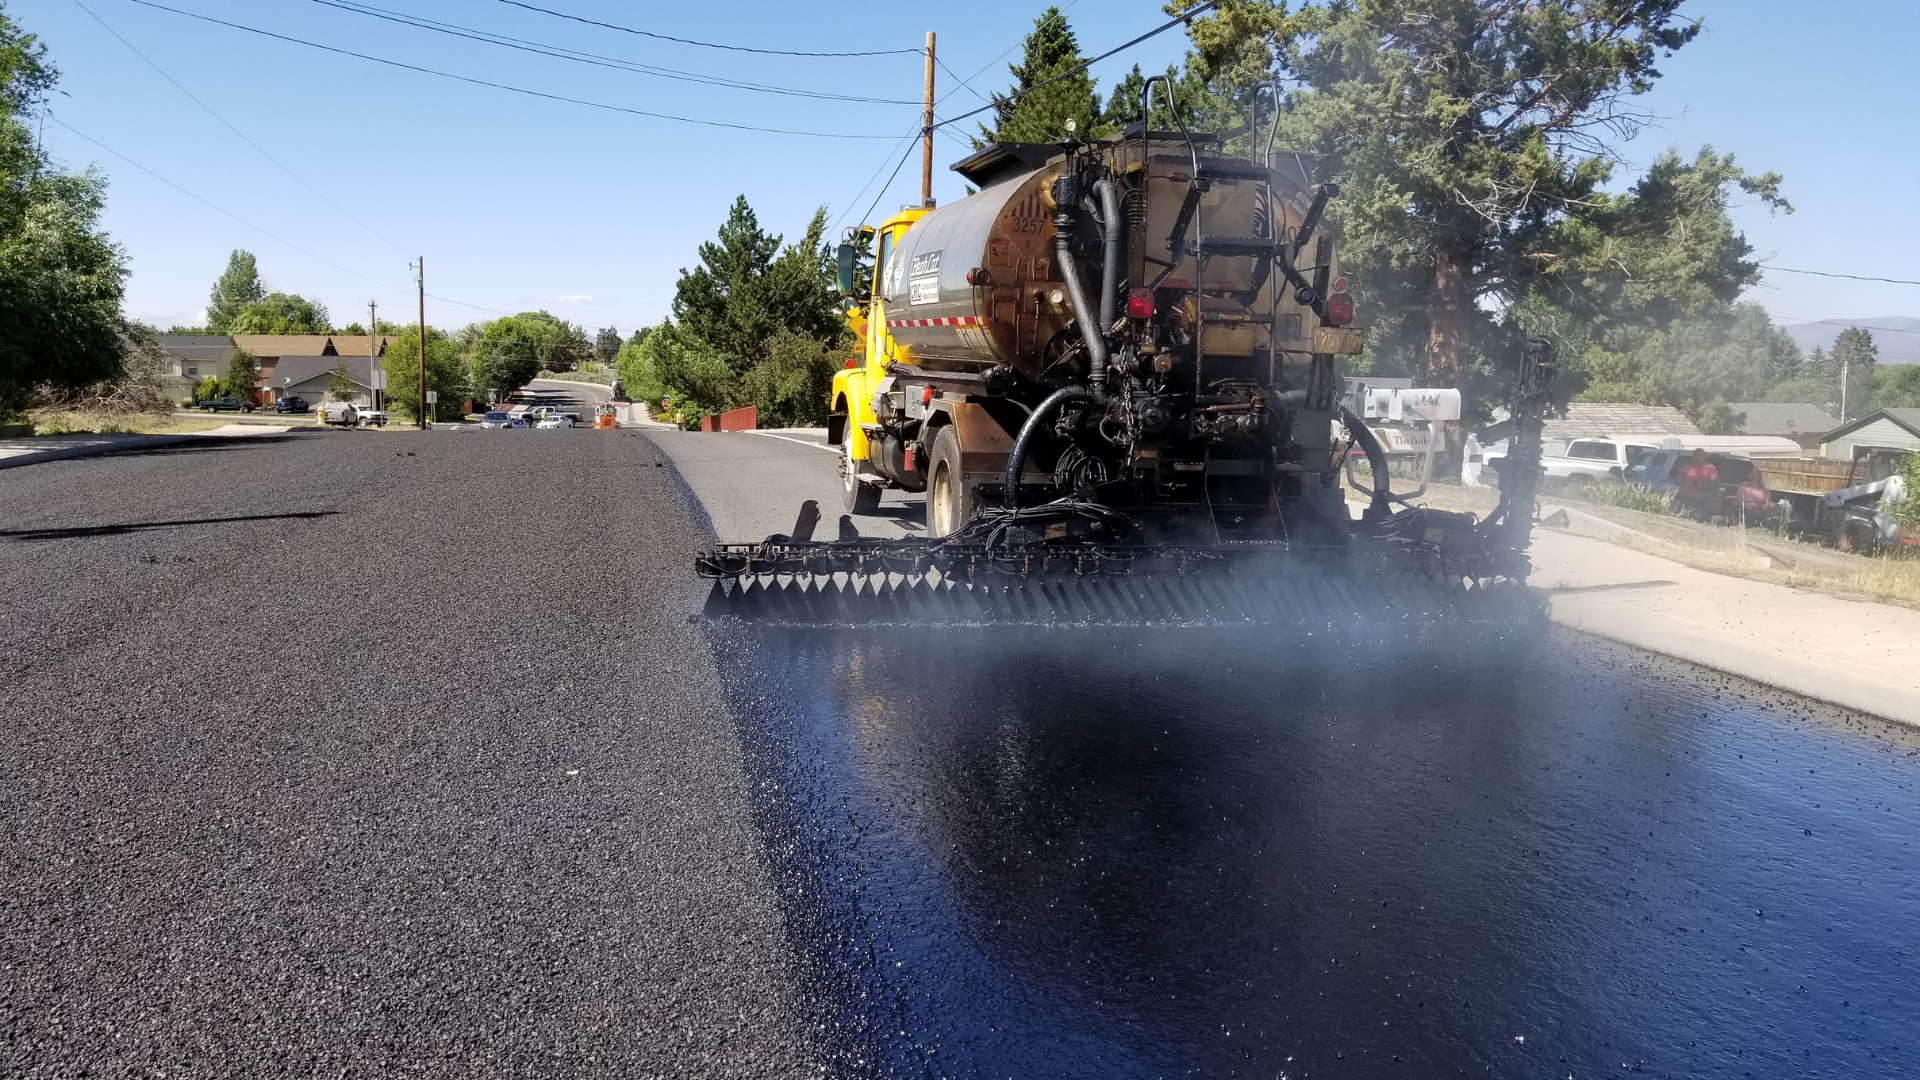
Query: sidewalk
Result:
<box><xmin>1529</xmin><ymin>507</ymin><xmax>1920</xmax><ymax>726</ymax></box>
<box><xmin>0</xmin><ymin>425</ymin><xmax>298</xmax><ymax>470</ymax></box>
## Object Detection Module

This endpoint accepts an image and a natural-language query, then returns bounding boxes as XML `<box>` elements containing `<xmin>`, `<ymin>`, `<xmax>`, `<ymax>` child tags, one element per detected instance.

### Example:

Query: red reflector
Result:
<box><xmin>1327</xmin><ymin>293</ymin><xmax>1354</xmax><ymax>327</ymax></box>
<box><xmin>1333</xmin><ymin>277</ymin><xmax>1349</xmax><ymax>294</ymax></box>
<box><xmin>844</xmin><ymin>357</ymin><xmax>857</xmax><ymax>369</ymax></box>
<box><xmin>920</xmin><ymin>386</ymin><xmax>935</xmax><ymax>405</ymax></box>
<box><xmin>1127</xmin><ymin>288</ymin><xmax>1154</xmax><ymax>320</ymax></box>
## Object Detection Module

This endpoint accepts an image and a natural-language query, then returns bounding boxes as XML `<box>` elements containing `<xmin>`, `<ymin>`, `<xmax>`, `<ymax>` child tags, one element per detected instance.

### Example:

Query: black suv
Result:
<box><xmin>274</xmin><ymin>395</ymin><xmax>310</xmax><ymax>413</ymax></box>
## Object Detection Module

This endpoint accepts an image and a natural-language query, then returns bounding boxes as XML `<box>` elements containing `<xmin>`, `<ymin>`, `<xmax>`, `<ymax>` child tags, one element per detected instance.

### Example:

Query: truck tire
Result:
<box><xmin>842</xmin><ymin>437</ymin><xmax>882</xmax><ymax>515</ymax></box>
<box><xmin>925</xmin><ymin>425</ymin><xmax>971</xmax><ymax>537</ymax></box>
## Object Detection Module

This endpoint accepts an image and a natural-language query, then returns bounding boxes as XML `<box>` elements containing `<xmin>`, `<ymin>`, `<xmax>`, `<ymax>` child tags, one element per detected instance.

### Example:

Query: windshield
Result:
<box><xmin>1623</xmin><ymin>451</ymin><xmax>1658</xmax><ymax>482</ymax></box>
<box><xmin>484</xmin><ymin>412</ymin><xmax>509</xmax><ymax>421</ymax></box>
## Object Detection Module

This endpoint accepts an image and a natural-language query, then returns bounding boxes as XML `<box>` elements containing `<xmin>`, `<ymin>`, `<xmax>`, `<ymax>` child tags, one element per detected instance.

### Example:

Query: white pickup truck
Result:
<box><xmin>1486</xmin><ymin>436</ymin><xmax>1658</xmax><ymax>488</ymax></box>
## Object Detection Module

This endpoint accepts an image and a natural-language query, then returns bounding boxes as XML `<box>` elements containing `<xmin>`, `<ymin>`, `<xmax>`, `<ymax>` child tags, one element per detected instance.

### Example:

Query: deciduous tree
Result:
<box><xmin>205</xmin><ymin>250</ymin><xmax>264</xmax><ymax>333</ymax></box>
<box><xmin>228</xmin><ymin>292</ymin><xmax>330</xmax><ymax>334</ymax></box>
<box><xmin>0</xmin><ymin>3</ymin><xmax>128</xmax><ymax>420</ymax></box>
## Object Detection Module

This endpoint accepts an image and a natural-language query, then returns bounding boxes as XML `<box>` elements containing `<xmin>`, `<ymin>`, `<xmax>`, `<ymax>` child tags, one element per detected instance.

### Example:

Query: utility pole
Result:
<box><xmin>921</xmin><ymin>31</ymin><xmax>936</xmax><ymax>208</ymax></box>
<box><xmin>1840</xmin><ymin>353</ymin><xmax>1851</xmax><ymax>425</ymax></box>
<box><xmin>367</xmin><ymin>299</ymin><xmax>379</xmax><ymax>412</ymax></box>
<box><xmin>412</xmin><ymin>258</ymin><xmax>427</xmax><ymax>429</ymax></box>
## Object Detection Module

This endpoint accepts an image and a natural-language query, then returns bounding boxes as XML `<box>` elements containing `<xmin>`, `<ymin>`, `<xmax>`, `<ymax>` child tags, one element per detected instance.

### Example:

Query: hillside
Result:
<box><xmin>1781</xmin><ymin>317</ymin><xmax>1920</xmax><ymax>363</ymax></box>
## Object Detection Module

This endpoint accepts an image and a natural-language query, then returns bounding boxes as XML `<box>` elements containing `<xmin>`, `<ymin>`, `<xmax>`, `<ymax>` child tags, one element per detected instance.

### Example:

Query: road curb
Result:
<box><xmin>0</xmin><ymin>430</ymin><xmax>307</xmax><ymax>471</ymax></box>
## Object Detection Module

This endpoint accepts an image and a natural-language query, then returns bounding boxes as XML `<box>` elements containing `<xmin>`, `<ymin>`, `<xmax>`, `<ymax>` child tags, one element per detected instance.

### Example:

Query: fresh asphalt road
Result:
<box><xmin>661</xmin><ymin>431</ymin><xmax>1920</xmax><ymax>1079</ymax></box>
<box><xmin>0</xmin><ymin>428</ymin><xmax>813</xmax><ymax>1078</ymax></box>
<box><xmin>8</xmin><ymin>428</ymin><xmax>1919</xmax><ymax>1078</ymax></box>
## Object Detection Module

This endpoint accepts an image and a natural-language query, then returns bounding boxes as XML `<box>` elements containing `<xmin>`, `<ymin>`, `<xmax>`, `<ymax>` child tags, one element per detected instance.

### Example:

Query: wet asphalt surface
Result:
<box><xmin>0</xmin><ymin>430</ymin><xmax>814</xmax><ymax>1077</ymax></box>
<box><xmin>715</xmin><ymin>625</ymin><xmax>1919</xmax><ymax>1079</ymax></box>
<box><xmin>5</xmin><ymin>430</ymin><xmax>1917</xmax><ymax>1078</ymax></box>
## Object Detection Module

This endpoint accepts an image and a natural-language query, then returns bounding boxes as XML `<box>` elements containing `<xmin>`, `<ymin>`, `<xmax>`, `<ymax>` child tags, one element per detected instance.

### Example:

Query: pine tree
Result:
<box><xmin>594</xmin><ymin>327</ymin><xmax>623</xmax><ymax>365</ymax></box>
<box><xmin>223</xmin><ymin>348</ymin><xmax>258</xmax><ymax>405</ymax></box>
<box><xmin>976</xmin><ymin>7</ymin><xmax>1107</xmax><ymax>145</ymax></box>
<box><xmin>206</xmin><ymin>250</ymin><xmax>265</xmax><ymax>333</ymax></box>
<box><xmin>1831</xmin><ymin>327</ymin><xmax>1878</xmax><ymax>374</ymax></box>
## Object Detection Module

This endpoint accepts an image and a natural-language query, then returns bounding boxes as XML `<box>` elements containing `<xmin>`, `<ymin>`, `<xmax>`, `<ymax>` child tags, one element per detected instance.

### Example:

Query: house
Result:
<box><xmin>156</xmin><ymin>334</ymin><xmax>399</xmax><ymax>405</ymax></box>
<box><xmin>1725</xmin><ymin>402</ymin><xmax>1834</xmax><ymax>452</ymax></box>
<box><xmin>1542</xmin><ymin>403</ymin><xmax>1701</xmax><ymax>443</ymax></box>
<box><xmin>268</xmin><ymin>355</ymin><xmax>380</xmax><ymax>408</ymax></box>
<box><xmin>156</xmin><ymin>334</ymin><xmax>236</xmax><ymax>402</ymax></box>
<box><xmin>1819</xmin><ymin>408</ymin><xmax>1920</xmax><ymax>460</ymax></box>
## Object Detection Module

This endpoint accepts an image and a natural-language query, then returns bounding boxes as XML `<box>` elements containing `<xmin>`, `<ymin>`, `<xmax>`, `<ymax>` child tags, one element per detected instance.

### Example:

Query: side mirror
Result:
<box><xmin>835</xmin><ymin>243</ymin><xmax>858</xmax><ymax>295</ymax></box>
<box><xmin>1609</xmin><ymin>466</ymin><xmax>1622</xmax><ymax>476</ymax></box>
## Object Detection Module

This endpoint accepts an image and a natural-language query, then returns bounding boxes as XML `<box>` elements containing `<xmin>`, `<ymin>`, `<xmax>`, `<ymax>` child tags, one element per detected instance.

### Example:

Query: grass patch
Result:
<box><xmin>26</xmin><ymin>408</ymin><xmax>226</xmax><ymax>435</ymax></box>
<box><xmin>1563</xmin><ymin>482</ymin><xmax>1674</xmax><ymax>515</ymax></box>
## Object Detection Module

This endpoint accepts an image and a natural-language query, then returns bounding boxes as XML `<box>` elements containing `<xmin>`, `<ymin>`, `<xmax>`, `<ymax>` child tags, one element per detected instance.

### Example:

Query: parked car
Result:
<box><xmin>534</xmin><ymin>414</ymin><xmax>574</xmax><ymax>429</ymax></box>
<box><xmin>1542</xmin><ymin>437</ymin><xmax>1660</xmax><ymax>486</ymax></box>
<box><xmin>319</xmin><ymin>401</ymin><xmax>361</xmax><ymax>428</ymax></box>
<box><xmin>526</xmin><ymin>405</ymin><xmax>583</xmax><ymax>426</ymax></box>
<box><xmin>356</xmin><ymin>408</ymin><xmax>389</xmax><ymax>427</ymax></box>
<box><xmin>1623</xmin><ymin>448</ymin><xmax>1769</xmax><ymax>522</ymax></box>
<box><xmin>479</xmin><ymin>411</ymin><xmax>525</xmax><ymax>429</ymax></box>
<box><xmin>196</xmin><ymin>397</ymin><xmax>255</xmax><ymax>413</ymax></box>
<box><xmin>273</xmin><ymin>395</ymin><xmax>310</xmax><ymax>413</ymax></box>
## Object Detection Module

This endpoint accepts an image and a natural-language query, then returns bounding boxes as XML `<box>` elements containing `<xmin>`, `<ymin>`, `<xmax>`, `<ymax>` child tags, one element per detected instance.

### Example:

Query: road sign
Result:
<box><xmin>425</xmin><ymin>390</ymin><xmax>438</xmax><ymax>404</ymax></box>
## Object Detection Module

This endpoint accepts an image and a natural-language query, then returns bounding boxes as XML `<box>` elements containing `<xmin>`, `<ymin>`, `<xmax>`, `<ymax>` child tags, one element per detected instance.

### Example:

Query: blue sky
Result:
<box><xmin>15</xmin><ymin>0</ymin><xmax>1918</xmax><ymax>337</ymax></box>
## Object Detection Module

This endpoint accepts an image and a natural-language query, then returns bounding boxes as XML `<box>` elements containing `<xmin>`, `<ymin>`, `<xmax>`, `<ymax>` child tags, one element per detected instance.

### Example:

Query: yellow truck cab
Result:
<box><xmin>829</xmin><ymin>206</ymin><xmax>930</xmax><ymax>513</ymax></box>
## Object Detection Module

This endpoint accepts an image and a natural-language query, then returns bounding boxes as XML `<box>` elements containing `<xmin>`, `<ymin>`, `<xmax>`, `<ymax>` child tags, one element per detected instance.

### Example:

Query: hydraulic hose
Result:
<box><xmin>1052</xmin><ymin>176</ymin><xmax>1110</xmax><ymax>392</ymax></box>
<box><xmin>1340</xmin><ymin>406</ymin><xmax>1393</xmax><ymax>523</ymax></box>
<box><xmin>1004</xmin><ymin>385</ymin><xmax>1097</xmax><ymax>511</ymax></box>
<box><xmin>1094</xmin><ymin>178</ymin><xmax>1123</xmax><ymax>331</ymax></box>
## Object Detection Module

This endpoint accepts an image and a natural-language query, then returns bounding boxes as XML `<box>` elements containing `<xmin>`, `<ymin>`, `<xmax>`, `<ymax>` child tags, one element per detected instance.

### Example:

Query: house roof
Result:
<box><xmin>1544</xmin><ymin>403</ymin><xmax>1701</xmax><ymax>441</ymax></box>
<box><xmin>326</xmin><ymin>335</ymin><xmax>399</xmax><ymax>357</ymax></box>
<box><xmin>1821</xmin><ymin>408</ymin><xmax>1920</xmax><ymax>444</ymax></box>
<box><xmin>1727</xmin><ymin>402</ymin><xmax>1834</xmax><ymax>436</ymax></box>
<box><xmin>157</xmin><ymin>334</ymin><xmax>236</xmax><ymax>363</ymax></box>
<box><xmin>270</xmin><ymin>355</ymin><xmax>376</xmax><ymax>388</ymax></box>
<box><xmin>230</xmin><ymin>334</ymin><xmax>336</xmax><ymax>358</ymax></box>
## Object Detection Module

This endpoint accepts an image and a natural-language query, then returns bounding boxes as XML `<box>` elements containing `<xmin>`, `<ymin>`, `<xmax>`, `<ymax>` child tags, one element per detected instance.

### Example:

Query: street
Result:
<box><xmin>3</xmin><ymin>430</ymin><xmax>1917</xmax><ymax>1078</ymax></box>
<box><xmin>0</xmin><ymin>430</ymin><xmax>812</xmax><ymax>1077</ymax></box>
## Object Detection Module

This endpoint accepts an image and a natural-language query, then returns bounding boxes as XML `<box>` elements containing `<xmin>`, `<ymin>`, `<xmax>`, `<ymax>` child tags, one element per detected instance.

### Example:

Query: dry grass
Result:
<box><xmin>1600</xmin><ymin>522</ymin><xmax>1920</xmax><ymax>611</ymax></box>
<box><xmin>25</xmin><ymin>408</ymin><xmax>227</xmax><ymax>435</ymax></box>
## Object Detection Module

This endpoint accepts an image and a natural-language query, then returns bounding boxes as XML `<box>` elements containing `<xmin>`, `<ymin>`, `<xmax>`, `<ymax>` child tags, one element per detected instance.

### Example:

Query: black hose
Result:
<box><xmin>1004</xmin><ymin>386</ymin><xmax>1096</xmax><ymax>511</ymax></box>
<box><xmin>1340</xmin><ymin>406</ymin><xmax>1393</xmax><ymax>523</ymax></box>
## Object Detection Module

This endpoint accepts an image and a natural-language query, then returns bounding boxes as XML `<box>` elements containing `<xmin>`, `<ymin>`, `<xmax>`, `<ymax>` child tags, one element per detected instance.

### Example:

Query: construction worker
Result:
<box><xmin>1674</xmin><ymin>448</ymin><xmax>1719</xmax><ymax>521</ymax></box>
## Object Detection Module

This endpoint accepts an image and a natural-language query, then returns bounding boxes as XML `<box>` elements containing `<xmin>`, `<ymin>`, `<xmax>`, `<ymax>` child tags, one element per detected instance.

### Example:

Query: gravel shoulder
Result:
<box><xmin>0</xmin><ymin>430</ymin><xmax>812</xmax><ymax>1077</ymax></box>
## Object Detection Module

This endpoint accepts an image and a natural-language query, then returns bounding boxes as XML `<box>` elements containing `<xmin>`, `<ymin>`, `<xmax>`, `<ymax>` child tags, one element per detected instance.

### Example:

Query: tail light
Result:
<box><xmin>1127</xmin><ymin>288</ymin><xmax>1155</xmax><ymax>320</ymax></box>
<box><xmin>1326</xmin><ymin>292</ymin><xmax>1354</xmax><ymax>327</ymax></box>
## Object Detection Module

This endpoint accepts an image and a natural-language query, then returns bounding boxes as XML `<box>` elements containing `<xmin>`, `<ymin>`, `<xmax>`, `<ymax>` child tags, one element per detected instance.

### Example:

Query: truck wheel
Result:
<box><xmin>842</xmin><ymin>438</ymin><xmax>882</xmax><ymax>515</ymax></box>
<box><xmin>925</xmin><ymin>425</ymin><xmax>971</xmax><ymax>537</ymax></box>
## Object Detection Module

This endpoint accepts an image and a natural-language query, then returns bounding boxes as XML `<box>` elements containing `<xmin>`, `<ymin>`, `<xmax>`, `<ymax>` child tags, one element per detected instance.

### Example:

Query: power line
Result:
<box><xmin>491</xmin><ymin>0</ymin><xmax>922</xmax><ymax>58</ymax></box>
<box><xmin>933</xmin><ymin>0</ymin><xmax>1219</xmax><ymax>131</ymax></box>
<box><xmin>1776</xmin><ymin>316</ymin><xmax>1920</xmax><ymax>337</ymax></box>
<box><xmin>932</xmin><ymin>55</ymin><xmax>992</xmax><ymax>106</ymax></box>
<box><xmin>124</xmin><ymin>0</ymin><xmax>904</xmax><ymax>140</ymax></box>
<box><xmin>830</xmin><ymin>125</ymin><xmax>924</xmax><ymax>235</ymax></box>
<box><xmin>304</xmin><ymin>0</ymin><xmax>915</xmax><ymax>105</ymax></box>
<box><xmin>47</xmin><ymin>114</ymin><xmax>415</xmax><ymax>301</ymax></box>
<box><xmin>857</xmin><ymin>138</ymin><xmax>922</xmax><ymax>230</ymax></box>
<box><xmin>73</xmin><ymin>0</ymin><xmax>412</xmax><ymax>257</ymax></box>
<box><xmin>1765</xmin><ymin>265</ymin><xmax>1920</xmax><ymax>287</ymax></box>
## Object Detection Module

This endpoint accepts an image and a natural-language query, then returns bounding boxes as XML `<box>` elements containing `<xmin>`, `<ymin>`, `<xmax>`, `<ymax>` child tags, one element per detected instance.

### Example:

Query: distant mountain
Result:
<box><xmin>1781</xmin><ymin>317</ymin><xmax>1920</xmax><ymax>364</ymax></box>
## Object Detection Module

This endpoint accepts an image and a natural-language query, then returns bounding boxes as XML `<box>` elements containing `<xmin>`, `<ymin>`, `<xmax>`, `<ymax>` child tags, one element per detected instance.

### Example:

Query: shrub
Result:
<box><xmin>1575</xmin><ymin>483</ymin><xmax>1675</xmax><ymax>515</ymax></box>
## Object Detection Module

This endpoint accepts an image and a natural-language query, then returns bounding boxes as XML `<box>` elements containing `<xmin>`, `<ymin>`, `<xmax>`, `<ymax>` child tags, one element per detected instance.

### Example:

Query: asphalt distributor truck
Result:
<box><xmin>699</xmin><ymin>85</ymin><xmax>1552</xmax><ymax>628</ymax></box>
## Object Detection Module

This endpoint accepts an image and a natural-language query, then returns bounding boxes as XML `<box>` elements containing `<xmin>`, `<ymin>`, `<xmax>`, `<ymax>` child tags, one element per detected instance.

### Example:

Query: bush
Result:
<box><xmin>1894</xmin><ymin>452</ymin><xmax>1920</xmax><ymax>531</ymax></box>
<box><xmin>743</xmin><ymin>330</ymin><xmax>835</xmax><ymax>427</ymax></box>
<box><xmin>1573</xmin><ymin>483</ymin><xmax>1675</xmax><ymax>515</ymax></box>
